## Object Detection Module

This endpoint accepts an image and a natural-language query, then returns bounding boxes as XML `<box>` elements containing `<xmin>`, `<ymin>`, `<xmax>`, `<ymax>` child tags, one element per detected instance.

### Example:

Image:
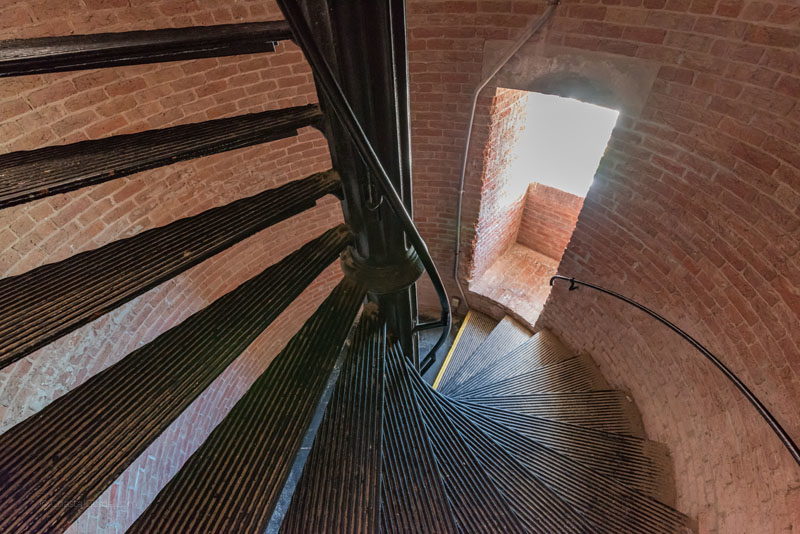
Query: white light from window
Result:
<box><xmin>510</xmin><ymin>92</ymin><xmax>619</xmax><ymax>197</ymax></box>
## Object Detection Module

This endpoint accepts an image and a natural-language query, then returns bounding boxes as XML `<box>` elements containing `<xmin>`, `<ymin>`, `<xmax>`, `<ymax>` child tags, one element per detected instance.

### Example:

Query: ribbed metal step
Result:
<box><xmin>457</xmin><ymin>407</ymin><xmax>693</xmax><ymax>533</ymax></box>
<box><xmin>439</xmin><ymin>315</ymin><xmax>531</xmax><ymax>395</ymax></box>
<box><xmin>0</xmin><ymin>169</ymin><xmax>339</xmax><ymax>369</ymax></box>
<box><xmin>381</xmin><ymin>343</ymin><xmax>459</xmax><ymax>533</ymax></box>
<box><xmin>419</xmin><ymin>377</ymin><xmax>591</xmax><ymax>533</ymax></box>
<box><xmin>433</xmin><ymin>310</ymin><xmax>496</xmax><ymax>390</ymax></box>
<box><xmin>452</xmin><ymin>329</ymin><xmax>574</xmax><ymax>394</ymax></box>
<box><xmin>129</xmin><ymin>277</ymin><xmax>365</xmax><ymax>533</ymax></box>
<box><xmin>414</xmin><ymin>372</ymin><xmax>541</xmax><ymax>532</ymax></box>
<box><xmin>0</xmin><ymin>21</ymin><xmax>293</xmax><ymax>77</ymax></box>
<box><xmin>459</xmin><ymin>400</ymin><xmax>676</xmax><ymax>504</ymax></box>
<box><xmin>454</xmin><ymin>354</ymin><xmax>610</xmax><ymax>397</ymax></box>
<box><xmin>280</xmin><ymin>310</ymin><xmax>385</xmax><ymax>533</ymax></box>
<box><xmin>462</xmin><ymin>392</ymin><xmax>646</xmax><ymax>437</ymax></box>
<box><xmin>0</xmin><ymin>226</ymin><xmax>350</xmax><ymax>534</ymax></box>
<box><xmin>0</xmin><ymin>104</ymin><xmax>322</xmax><ymax>208</ymax></box>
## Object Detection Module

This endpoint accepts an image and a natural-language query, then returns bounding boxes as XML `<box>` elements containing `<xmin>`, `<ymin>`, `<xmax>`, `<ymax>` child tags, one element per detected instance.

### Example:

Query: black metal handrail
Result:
<box><xmin>277</xmin><ymin>1</ymin><xmax>451</xmax><ymax>372</ymax></box>
<box><xmin>550</xmin><ymin>275</ymin><xmax>800</xmax><ymax>466</ymax></box>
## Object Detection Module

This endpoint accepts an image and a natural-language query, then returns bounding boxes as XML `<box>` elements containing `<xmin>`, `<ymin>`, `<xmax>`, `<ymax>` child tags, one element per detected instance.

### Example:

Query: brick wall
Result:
<box><xmin>518</xmin><ymin>182</ymin><xmax>584</xmax><ymax>260</ymax></box>
<box><xmin>0</xmin><ymin>1</ymin><xmax>344</xmax><ymax>531</ymax></box>
<box><xmin>408</xmin><ymin>0</ymin><xmax>800</xmax><ymax>531</ymax></box>
<box><xmin>468</xmin><ymin>87</ymin><xmax>530</xmax><ymax>281</ymax></box>
<box><xmin>409</xmin><ymin>6</ymin><xmax>496</xmax><ymax>312</ymax></box>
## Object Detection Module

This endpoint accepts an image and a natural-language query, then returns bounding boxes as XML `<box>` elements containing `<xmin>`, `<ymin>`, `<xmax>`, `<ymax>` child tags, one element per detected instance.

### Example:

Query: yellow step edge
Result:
<box><xmin>432</xmin><ymin>310</ymin><xmax>472</xmax><ymax>390</ymax></box>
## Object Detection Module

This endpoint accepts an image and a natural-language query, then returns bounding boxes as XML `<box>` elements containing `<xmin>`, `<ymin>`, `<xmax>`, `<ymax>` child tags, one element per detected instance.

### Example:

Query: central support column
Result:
<box><xmin>296</xmin><ymin>0</ymin><xmax>421</xmax><ymax>361</ymax></box>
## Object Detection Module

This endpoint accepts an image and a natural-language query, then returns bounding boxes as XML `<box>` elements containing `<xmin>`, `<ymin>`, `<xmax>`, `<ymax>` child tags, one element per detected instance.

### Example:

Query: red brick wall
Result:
<box><xmin>408</xmin><ymin>0</ymin><xmax>800</xmax><ymax>531</ymax></box>
<box><xmin>518</xmin><ymin>182</ymin><xmax>584</xmax><ymax>260</ymax></box>
<box><xmin>468</xmin><ymin>87</ymin><xmax>530</xmax><ymax>281</ymax></box>
<box><xmin>0</xmin><ymin>1</ymin><xmax>344</xmax><ymax>531</ymax></box>
<box><xmin>409</xmin><ymin>6</ymin><xmax>498</xmax><ymax>313</ymax></box>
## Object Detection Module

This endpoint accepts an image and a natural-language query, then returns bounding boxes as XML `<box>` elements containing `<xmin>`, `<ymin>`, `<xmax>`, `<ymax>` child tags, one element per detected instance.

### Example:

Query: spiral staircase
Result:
<box><xmin>0</xmin><ymin>1</ymin><xmax>697</xmax><ymax>532</ymax></box>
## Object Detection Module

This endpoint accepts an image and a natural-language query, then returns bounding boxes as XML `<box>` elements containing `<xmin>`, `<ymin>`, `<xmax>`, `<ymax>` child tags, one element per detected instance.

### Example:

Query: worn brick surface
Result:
<box><xmin>518</xmin><ymin>182</ymin><xmax>584</xmax><ymax>261</ymax></box>
<box><xmin>467</xmin><ymin>88</ymin><xmax>530</xmax><ymax>283</ymax></box>
<box><xmin>0</xmin><ymin>1</ymin><xmax>343</xmax><ymax>532</ymax></box>
<box><xmin>408</xmin><ymin>0</ymin><xmax>800</xmax><ymax>531</ymax></box>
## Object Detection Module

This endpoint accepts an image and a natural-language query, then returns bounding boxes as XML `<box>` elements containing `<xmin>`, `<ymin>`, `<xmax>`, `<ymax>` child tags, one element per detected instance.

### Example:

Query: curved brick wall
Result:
<box><xmin>0</xmin><ymin>1</ymin><xmax>343</xmax><ymax>531</ymax></box>
<box><xmin>408</xmin><ymin>0</ymin><xmax>799</xmax><ymax>531</ymax></box>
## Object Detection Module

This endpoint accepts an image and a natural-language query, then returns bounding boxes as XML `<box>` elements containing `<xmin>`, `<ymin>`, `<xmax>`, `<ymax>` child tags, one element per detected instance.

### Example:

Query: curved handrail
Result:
<box><xmin>550</xmin><ymin>275</ymin><xmax>800</xmax><ymax>466</ymax></box>
<box><xmin>277</xmin><ymin>1</ymin><xmax>451</xmax><ymax>369</ymax></box>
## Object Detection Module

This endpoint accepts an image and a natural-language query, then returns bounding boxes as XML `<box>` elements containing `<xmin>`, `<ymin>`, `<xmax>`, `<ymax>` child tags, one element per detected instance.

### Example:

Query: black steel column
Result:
<box><xmin>294</xmin><ymin>0</ymin><xmax>420</xmax><ymax>361</ymax></box>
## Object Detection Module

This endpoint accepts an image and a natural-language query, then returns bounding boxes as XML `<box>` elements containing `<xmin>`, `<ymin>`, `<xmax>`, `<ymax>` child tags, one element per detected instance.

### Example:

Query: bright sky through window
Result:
<box><xmin>510</xmin><ymin>92</ymin><xmax>619</xmax><ymax>197</ymax></box>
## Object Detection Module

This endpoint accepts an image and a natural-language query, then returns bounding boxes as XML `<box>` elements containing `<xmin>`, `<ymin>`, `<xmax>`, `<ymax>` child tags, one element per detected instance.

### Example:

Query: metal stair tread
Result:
<box><xmin>0</xmin><ymin>227</ymin><xmax>350</xmax><ymax>533</ymax></box>
<box><xmin>0</xmin><ymin>170</ymin><xmax>339</xmax><ymax>369</ymax></box>
<box><xmin>439</xmin><ymin>315</ymin><xmax>532</xmax><ymax>394</ymax></box>
<box><xmin>457</xmin><ymin>404</ymin><xmax>694</xmax><ymax>533</ymax></box>
<box><xmin>452</xmin><ymin>328</ymin><xmax>575</xmax><ymax>394</ymax></box>
<box><xmin>433</xmin><ymin>310</ymin><xmax>497</xmax><ymax>390</ymax></box>
<box><xmin>461</xmin><ymin>391</ymin><xmax>647</xmax><ymax>437</ymax></box>
<box><xmin>452</xmin><ymin>354</ymin><xmax>610</xmax><ymax>397</ymax></box>
<box><xmin>128</xmin><ymin>277</ymin><xmax>365</xmax><ymax>533</ymax></box>
<box><xmin>415</xmin><ymin>366</ymin><xmax>591</xmax><ymax>533</ymax></box>
<box><xmin>0</xmin><ymin>104</ymin><xmax>322</xmax><ymax>208</ymax></box>
<box><xmin>0</xmin><ymin>21</ymin><xmax>293</xmax><ymax>77</ymax></box>
<box><xmin>280</xmin><ymin>311</ymin><xmax>385</xmax><ymax>533</ymax></box>
<box><xmin>380</xmin><ymin>343</ymin><xmax>460</xmax><ymax>533</ymax></box>
<box><xmin>457</xmin><ymin>399</ymin><xmax>677</xmax><ymax>505</ymax></box>
<box><xmin>415</xmin><ymin>370</ymin><xmax>531</xmax><ymax>532</ymax></box>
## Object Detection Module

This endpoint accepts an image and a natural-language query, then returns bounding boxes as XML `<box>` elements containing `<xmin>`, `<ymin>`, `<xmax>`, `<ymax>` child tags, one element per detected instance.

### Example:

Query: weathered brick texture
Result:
<box><xmin>0</xmin><ymin>1</ymin><xmax>343</xmax><ymax>531</ymax></box>
<box><xmin>518</xmin><ymin>182</ymin><xmax>584</xmax><ymax>261</ymax></box>
<box><xmin>408</xmin><ymin>0</ymin><xmax>800</xmax><ymax>531</ymax></box>
<box><xmin>471</xmin><ymin>242</ymin><xmax>558</xmax><ymax>327</ymax></box>
<box><xmin>468</xmin><ymin>87</ymin><xmax>530</xmax><ymax>282</ymax></box>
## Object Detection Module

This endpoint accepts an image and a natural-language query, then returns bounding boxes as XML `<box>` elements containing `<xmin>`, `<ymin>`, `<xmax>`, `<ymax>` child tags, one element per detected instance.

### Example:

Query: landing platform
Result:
<box><xmin>471</xmin><ymin>243</ymin><xmax>559</xmax><ymax>326</ymax></box>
